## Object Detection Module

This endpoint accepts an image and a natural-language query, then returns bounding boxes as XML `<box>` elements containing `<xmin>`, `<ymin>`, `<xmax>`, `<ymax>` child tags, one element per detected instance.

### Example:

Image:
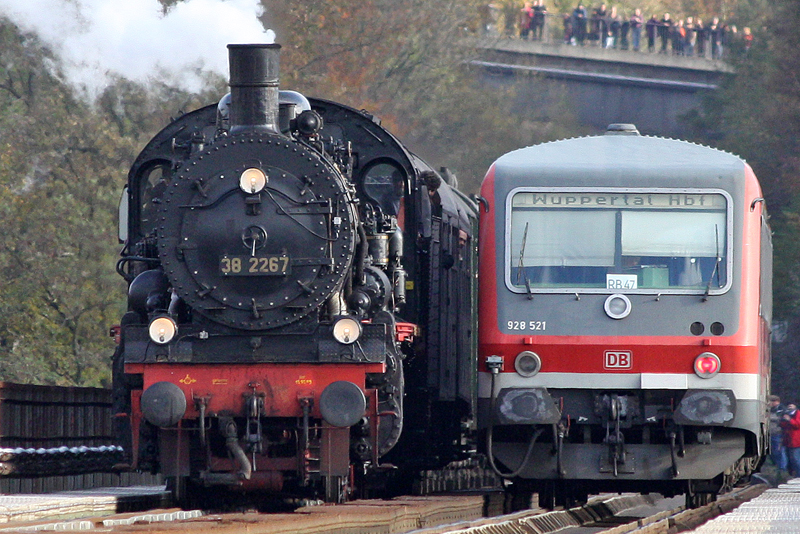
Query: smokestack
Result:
<box><xmin>227</xmin><ymin>43</ymin><xmax>281</xmax><ymax>134</ymax></box>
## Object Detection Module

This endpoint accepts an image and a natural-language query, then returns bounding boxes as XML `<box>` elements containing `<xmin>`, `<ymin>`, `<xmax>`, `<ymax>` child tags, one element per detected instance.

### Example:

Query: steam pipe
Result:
<box><xmin>221</xmin><ymin>417</ymin><xmax>252</xmax><ymax>480</ymax></box>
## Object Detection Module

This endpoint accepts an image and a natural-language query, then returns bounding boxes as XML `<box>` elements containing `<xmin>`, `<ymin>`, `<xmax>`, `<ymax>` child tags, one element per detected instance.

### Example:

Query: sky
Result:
<box><xmin>0</xmin><ymin>0</ymin><xmax>275</xmax><ymax>95</ymax></box>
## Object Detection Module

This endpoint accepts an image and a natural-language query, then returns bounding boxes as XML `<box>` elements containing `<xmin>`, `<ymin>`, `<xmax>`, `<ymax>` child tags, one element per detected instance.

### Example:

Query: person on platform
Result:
<box><xmin>770</xmin><ymin>395</ymin><xmax>788</xmax><ymax>474</ymax></box>
<box><xmin>780</xmin><ymin>403</ymin><xmax>800</xmax><ymax>476</ymax></box>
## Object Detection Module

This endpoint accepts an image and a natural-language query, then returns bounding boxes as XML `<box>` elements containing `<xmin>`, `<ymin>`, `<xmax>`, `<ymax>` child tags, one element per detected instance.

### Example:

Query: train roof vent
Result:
<box><xmin>605</xmin><ymin>123</ymin><xmax>640</xmax><ymax>136</ymax></box>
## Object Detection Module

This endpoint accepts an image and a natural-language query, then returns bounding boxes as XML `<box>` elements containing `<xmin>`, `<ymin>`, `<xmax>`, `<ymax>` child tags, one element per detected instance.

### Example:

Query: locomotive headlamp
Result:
<box><xmin>693</xmin><ymin>352</ymin><xmax>721</xmax><ymax>378</ymax></box>
<box><xmin>514</xmin><ymin>351</ymin><xmax>542</xmax><ymax>377</ymax></box>
<box><xmin>148</xmin><ymin>316</ymin><xmax>177</xmax><ymax>345</ymax></box>
<box><xmin>604</xmin><ymin>294</ymin><xmax>632</xmax><ymax>320</ymax></box>
<box><xmin>332</xmin><ymin>316</ymin><xmax>362</xmax><ymax>344</ymax></box>
<box><xmin>239</xmin><ymin>168</ymin><xmax>267</xmax><ymax>194</ymax></box>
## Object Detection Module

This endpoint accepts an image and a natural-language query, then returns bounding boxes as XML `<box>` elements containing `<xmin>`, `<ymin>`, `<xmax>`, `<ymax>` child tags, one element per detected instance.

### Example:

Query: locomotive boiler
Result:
<box><xmin>112</xmin><ymin>43</ymin><xmax>478</xmax><ymax>504</ymax></box>
<box><xmin>478</xmin><ymin>125</ymin><xmax>771</xmax><ymax>508</ymax></box>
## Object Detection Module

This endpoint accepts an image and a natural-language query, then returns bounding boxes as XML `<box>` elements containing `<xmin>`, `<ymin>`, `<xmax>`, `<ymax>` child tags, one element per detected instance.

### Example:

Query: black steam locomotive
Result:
<box><xmin>112</xmin><ymin>43</ymin><xmax>478</xmax><ymax>503</ymax></box>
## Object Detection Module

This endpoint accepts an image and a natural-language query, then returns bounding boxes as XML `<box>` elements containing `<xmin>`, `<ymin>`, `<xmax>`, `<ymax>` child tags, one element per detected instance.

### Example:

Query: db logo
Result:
<box><xmin>604</xmin><ymin>351</ymin><xmax>633</xmax><ymax>369</ymax></box>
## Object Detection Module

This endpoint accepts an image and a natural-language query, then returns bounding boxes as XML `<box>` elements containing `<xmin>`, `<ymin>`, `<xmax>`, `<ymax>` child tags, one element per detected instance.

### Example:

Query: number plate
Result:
<box><xmin>220</xmin><ymin>255</ymin><xmax>291</xmax><ymax>276</ymax></box>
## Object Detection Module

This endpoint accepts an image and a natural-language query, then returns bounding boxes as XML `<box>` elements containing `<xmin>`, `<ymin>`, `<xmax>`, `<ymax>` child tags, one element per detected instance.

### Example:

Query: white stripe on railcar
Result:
<box><xmin>478</xmin><ymin>372</ymin><xmax>760</xmax><ymax>400</ymax></box>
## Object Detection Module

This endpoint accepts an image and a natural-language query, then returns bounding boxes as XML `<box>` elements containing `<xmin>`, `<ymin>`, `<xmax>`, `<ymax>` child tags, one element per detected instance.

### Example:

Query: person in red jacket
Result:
<box><xmin>780</xmin><ymin>403</ymin><xmax>800</xmax><ymax>476</ymax></box>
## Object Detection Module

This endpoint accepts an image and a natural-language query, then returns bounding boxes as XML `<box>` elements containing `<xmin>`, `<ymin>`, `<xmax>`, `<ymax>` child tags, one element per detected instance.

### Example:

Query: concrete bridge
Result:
<box><xmin>468</xmin><ymin>38</ymin><xmax>734</xmax><ymax>136</ymax></box>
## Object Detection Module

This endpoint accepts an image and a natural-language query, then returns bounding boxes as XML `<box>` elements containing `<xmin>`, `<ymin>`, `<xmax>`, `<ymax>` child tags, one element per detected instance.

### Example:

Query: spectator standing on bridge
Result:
<box><xmin>646</xmin><ymin>14</ymin><xmax>658</xmax><ymax>52</ymax></box>
<box><xmin>531</xmin><ymin>0</ymin><xmax>547</xmax><ymax>40</ymax></box>
<box><xmin>695</xmin><ymin>18</ymin><xmax>707</xmax><ymax>58</ymax></box>
<box><xmin>723</xmin><ymin>24</ymin><xmax>736</xmax><ymax>58</ymax></box>
<box><xmin>591</xmin><ymin>3</ymin><xmax>607</xmax><ymax>45</ymax></box>
<box><xmin>672</xmin><ymin>19</ymin><xmax>686</xmax><ymax>55</ymax></box>
<box><xmin>781</xmin><ymin>403</ymin><xmax>800</xmax><ymax>476</ymax></box>
<box><xmin>519</xmin><ymin>2</ymin><xmax>534</xmax><ymax>40</ymax></box>
<box><xmin>743</xmin><ymin>27</ymin><xmax>753</xmax><ymax>55</ymax></box>
<box><xmin>684</xmin><ymin>16</ymin><xmax>697</xmax><ymax>56</ymax></box>
<box><xmin>658</xmin><ymin>13</ymin><xmax>672</xmax><ymax>54</ymax></box>
<box><xmin>769</xmin><ymin>395</ymin><xmax>788</xmax><ymax>474</ymax></box>
<box><xmin>563</xmin><ymin>13</ymin><xmax>574</xmax><ymax>44</ymax></box>
<box><xmin>709</xmin><ymin>17</ymin><xmax>724</xmax><ymax>59</ymax></box>
<box><xmin>620</xmin><ymin>17</ymin><xmax>630</xmax><ymax>50</ymax></box>
<box><xmin>630</xmin><ymin>9</ymin><xmax>643</xmax><ymax>51</ymax></box>
<box><xmin>572</xmin><ymin>3</ymin><xmax>588</xmax><ymax>45</ymax></box>
<box><xmin>606</xmin><ymin>6</ymin><xmax>621</xmax><ymax>48</ymax></box>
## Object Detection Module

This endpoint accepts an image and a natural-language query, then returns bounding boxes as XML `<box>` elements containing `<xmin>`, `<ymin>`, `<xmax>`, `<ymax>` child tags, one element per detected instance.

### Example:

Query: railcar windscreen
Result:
<box><xmin>508</xmin><ymin>191</ymin><xmax>730</xmax><ymax>293</ymax></box>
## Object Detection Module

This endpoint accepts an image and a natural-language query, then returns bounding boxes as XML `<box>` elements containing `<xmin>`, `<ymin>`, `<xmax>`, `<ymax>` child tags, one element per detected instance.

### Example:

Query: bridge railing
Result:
<box><xmin>478</xmin><ymin>10</ymin><xmax>748</xmax><ymax>63</ymax></box>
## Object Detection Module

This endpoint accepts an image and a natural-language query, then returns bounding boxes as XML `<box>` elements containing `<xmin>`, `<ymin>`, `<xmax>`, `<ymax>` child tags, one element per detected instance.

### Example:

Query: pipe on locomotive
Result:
<box><xmin>227</xmin><ymin>43</ymin><xmax>281</xmax><ymax>135</ymax></box>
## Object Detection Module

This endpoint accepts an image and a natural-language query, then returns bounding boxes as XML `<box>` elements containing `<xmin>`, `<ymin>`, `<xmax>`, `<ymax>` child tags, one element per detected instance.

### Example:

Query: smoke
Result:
<box><xmin>0</xmin><ymin>0</ymin><xmax>275</xmax><ymax>96</ymax></box>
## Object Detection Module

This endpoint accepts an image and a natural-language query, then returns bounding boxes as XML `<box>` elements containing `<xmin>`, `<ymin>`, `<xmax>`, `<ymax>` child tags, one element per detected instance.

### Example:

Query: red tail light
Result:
<box><xmin>694</xmin><ymin>352</ymin><xmax>721</xmax><ymax>378</ymax></box>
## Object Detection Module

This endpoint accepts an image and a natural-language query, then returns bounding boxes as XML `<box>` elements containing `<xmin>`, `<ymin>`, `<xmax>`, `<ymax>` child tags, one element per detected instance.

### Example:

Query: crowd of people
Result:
<box><xmin>513</xmin><ymin>2</ymin><xmax>753</xmax><ymax>59</ymax></box>
<box><xmin>769</xmin><ymin>395</ymin><xmax>800</xmax><ymax>478</ymax></box>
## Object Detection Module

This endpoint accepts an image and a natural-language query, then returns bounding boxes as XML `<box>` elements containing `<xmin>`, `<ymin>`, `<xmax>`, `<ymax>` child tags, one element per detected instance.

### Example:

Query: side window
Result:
<box><xmin>138</xmin><ymin>161</ymin><xmax>171</xmax><ymax>237</ymax></box>
<box><xmin>362</xmin><ymin>161</ymin><xmax>405</xmax><ymax>216</ymax></box>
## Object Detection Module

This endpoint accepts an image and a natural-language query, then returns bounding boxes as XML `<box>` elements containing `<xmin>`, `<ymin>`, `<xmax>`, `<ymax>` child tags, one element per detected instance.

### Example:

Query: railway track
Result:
<box><xmin>0</xmin><ymin>484</ymin><xmax>768</xmax><ymax>533</ymax></box>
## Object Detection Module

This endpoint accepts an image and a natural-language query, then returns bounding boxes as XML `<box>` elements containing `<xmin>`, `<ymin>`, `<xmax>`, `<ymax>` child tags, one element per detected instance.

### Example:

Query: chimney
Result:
<box><xmin>227</xmin><ymin>43</ymin><xmax>281</xmax><ymax>134</ymax></box>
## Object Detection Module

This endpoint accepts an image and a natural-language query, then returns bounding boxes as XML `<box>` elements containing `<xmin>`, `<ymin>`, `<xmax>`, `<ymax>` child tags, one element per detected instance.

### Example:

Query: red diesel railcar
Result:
<box><xmin>478</xmin><ymin>124</ymin><xmax>771</xmax><ymax>508</ymax></box>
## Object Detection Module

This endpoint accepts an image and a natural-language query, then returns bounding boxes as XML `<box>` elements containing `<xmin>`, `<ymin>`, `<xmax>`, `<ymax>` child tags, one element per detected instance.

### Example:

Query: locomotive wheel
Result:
<box><xmin>504</xmin><ymin>481</ymin><xmax>536</xmax><ymax>512</ymax></box>
<box><xmin>534</xmin><ymin>480</ymin><xmax>588</xmax><ymax>509</ymax></box>
<box><xmin>536</xmin><ymin>482</ymin><xmax>556</xmax><ymax>509</ymax></box>
<box><xmin>324</xmin><ymin>475</ymin><xmax>347</xmax><ymax>503</ymax></box>
<box><xmin>685</xmin><ymin>480</ymin><xmax>717</xmax><ymax>508</ymax></box>
<box><xmin>167</xmin><ymin>476</ymin><xmax>194</xmax><ymax>509</ymax></box>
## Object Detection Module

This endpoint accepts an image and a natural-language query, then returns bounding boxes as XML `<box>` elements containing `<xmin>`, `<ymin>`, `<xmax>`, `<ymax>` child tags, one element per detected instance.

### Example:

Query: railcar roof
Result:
<box><xmin>492</xmin><ymin>134</ymin><xmax>747</xmax><ymax>188</ymax></box>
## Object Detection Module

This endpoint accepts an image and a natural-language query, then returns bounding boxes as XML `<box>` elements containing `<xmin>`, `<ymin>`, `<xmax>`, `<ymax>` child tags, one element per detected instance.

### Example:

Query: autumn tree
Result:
<box><xmin>682</xmin><ymin>0</ymin><xmax>800</xmax><ymax>397</ymax></box>
<box><xmin>266</xmin><ymin>0</ymin><xmax>579</xmax><ymax>191</ymax></box>
<box><xmin>0</xmin><ymin>20</ymin><xmax>149</xmax><ymax>385</ymax></box>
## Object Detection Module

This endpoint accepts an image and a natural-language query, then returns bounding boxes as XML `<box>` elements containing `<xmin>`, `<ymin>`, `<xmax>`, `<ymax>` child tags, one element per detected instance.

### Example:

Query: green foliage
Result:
<box><xmin>0</xmin><ymin>19</ymin><xmax>130</xmax><ymax>386</ymax></box>
<box><xmin>678</xmin><ymin>0</ymin><xmax>800</xmax><ymax>396</ymax></box>
<box><xmin>682</xmin><ymin>0</ymin><xmax>800</xmax><ymax>323</ymax></box>
<box><xmin>0</xmin><ymin>13</ymin><xmax>228</xmax><ymax>386</ymax></box>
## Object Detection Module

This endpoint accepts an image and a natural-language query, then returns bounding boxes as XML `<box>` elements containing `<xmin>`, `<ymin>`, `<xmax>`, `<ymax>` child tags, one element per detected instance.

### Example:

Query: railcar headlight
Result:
<box><xmin>332</xmin><ymin>316</ymin><xmax>361</xmax><ymax>344</ymax></box>
<box><xmin>604</xmin><ymin>294</ymin><xmax>632</xmax><ymax>319</ymax></box>
<box><xmin>148</xmin><ymin>316</ymin><xmax>177</xmax><ymax>345</ymax></box>
<box><xmin>694</xmin><ymin>352</ymin><xmax>721</xmax><ymax>378</ymax></box>
<box><xmin>514</xmin><ymin>351</ymin><xmax>542</xmax><ymax>377</ymax></box>
<box><xmin>239</xmin><ymin>168</ymin><xmax>267</xmax><ymax>194</ymax></box>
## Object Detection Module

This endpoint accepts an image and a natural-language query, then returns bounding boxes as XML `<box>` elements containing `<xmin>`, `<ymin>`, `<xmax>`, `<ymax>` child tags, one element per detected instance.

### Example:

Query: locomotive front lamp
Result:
<box><xmin>239</xmin><ymin>168</ymin><xmax>267</xmax><ymax>194</ymax></box>
<box><xmin>332</xmin><ymin>316</ymin><xmax>362</xmax><ymax>344</ymax></box>
<box><xmin>693</xmin><ymin>352</ymin><xmax>721</xmax><ymax>378</ymax></box>
<box><xmin>149</xmin><ymin>316</ymin><xmax>177</xmax><ymax>345</ymax></box>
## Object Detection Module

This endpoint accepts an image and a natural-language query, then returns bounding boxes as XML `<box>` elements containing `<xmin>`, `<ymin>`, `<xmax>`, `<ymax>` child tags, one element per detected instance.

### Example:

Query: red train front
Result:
<box><xmin>478</xmin><ymin>125</ymin><xmax>771</xmax><ymax>508</ymax></box>
<box><xmin>112</xmin><ymin>44</ymin><xmax>479</xmax><ymax>504</ymax></box>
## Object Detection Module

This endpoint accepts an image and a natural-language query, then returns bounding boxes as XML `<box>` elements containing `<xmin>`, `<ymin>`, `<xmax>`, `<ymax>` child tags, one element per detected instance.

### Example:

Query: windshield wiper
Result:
<box><xmin>703</xmin><ymin>224</ymin><xmax>722</xmax><ymax>301</ymax></box>
<box><xmin>517</xmin><ymin>222</ymin><xmax>533</xmax><ymax>300</ymax></box>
